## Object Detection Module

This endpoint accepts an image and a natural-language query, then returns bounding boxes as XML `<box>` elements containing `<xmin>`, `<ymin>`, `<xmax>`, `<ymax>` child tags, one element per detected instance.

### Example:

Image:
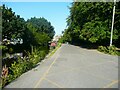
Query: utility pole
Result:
<box><xmin>110</xmin><ymin>0</ymin><xmax>116</xmax><ymax>46</ymax></box>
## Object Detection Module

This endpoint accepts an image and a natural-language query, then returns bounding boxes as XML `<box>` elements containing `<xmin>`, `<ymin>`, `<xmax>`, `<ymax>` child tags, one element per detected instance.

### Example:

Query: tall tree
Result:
<box><xmin>64</xmin><ymin>2</ymin><xmax>120</xmax><ymax>46</ymax></box>
<box><xmin>2</xmin><ymin>5</ymin><xmax>26</xmax><ymax>40</ymax></box>
<box><xmin>27</xmin><ymin>17</ymin><xmax>55</xmax><ymax>39</ymax></box>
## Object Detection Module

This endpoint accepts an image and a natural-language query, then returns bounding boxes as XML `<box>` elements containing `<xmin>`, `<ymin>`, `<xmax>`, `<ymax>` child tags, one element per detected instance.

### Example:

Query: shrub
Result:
<box><xmin>9</xmin><ymin>48</ymin><xmax>13</xmax><ymax>54</ymax></box>
<box><xmin>98</xmin><ymin>45</ymin><xmax>118</xmax><ymax>55</ymax></box>
<box><xmin>98</xmin><ymin>46</ymin><xmax>107</xmax><ymax>53</ymax></box>
<box><xmin>2</xmin><ymin>47</ymin><xmax>48</xmax><ymax>88</ymax></box>
<box><xmin>0</xmin><ymin>45</ymin><xmax>8</xmax><ymax>50</ymax></box>
<box><xmin>107</xmin><ymin>45</ymin><xmax>118</xmax><ymax>55</ymax></box>
<box><xmin>39</xmin><ymin>50</ymin><xmax>46</xmax><ymax>60</ymax></box>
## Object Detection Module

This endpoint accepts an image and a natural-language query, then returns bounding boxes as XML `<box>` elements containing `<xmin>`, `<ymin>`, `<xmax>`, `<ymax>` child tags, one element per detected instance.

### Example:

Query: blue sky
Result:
<box><xmin>2</xmin><ymin>2</ymin><xmax>72</xmax><ymax>35</ymax></box>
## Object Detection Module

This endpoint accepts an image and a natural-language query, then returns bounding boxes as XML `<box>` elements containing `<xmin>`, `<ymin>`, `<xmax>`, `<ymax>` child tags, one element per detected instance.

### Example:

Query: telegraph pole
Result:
<box><xmin>110</xmin><ymin>0</ymin><xmax>116</xmax><ymax>46</ymax></box>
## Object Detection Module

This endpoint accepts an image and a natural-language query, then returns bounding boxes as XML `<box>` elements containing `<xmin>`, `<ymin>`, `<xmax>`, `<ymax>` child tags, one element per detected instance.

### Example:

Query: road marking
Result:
<box><xmin>44</xmin><ymin>78</ymin><xmax>63</xmax><ymax>88</ymax></box>
<box><xmin>34</xmin><ymin>47</ymin><xmax>60</xmax><ymax>88</ymax></box>
<box><xmin>34</xmin><ymin>44</ymin><xmax>118</xmax><ymax>88</ymax></box>
<box><xmin>103</xmin><ymin>80</ymin><xmax>119</xmax><ymax>88</ymax></box>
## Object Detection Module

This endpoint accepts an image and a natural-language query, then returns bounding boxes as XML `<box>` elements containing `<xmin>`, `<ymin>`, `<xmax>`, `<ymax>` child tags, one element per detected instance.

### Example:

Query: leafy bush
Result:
<box><xmin>98</xmin><ymin>46</ymin><xmax>108</xmax><ymax>53</ymax></box>
<box><xmin>0</xmin><ymin>45</ymin><xmax>8</xmax><ymax>50</ymax></box>
<box><xmin>98</xmin><ymin>45</ymin><xmax>118</xmax><ymax>55</ymax></box>
<box><xmin>107</xmin><ymin>45</ymin><xmax>117</xmax><ymax>55</ymax></box>
<box><xmin>39</xmin><ymin>51</ymin><xmax>46</xmax><ymax>60</ymax></box>
<box><xmin>7</xmin><ymin>57</ymin><xmax>34</xmax><ymax>83</ymax></box>
<box><xmin>9</xmin><ymin>48</ymin><xmax>13</xmax><ymax>54</ymax></box>
<box><xmin>2</xmin><ymin>47</ymin><xmax>48</xmax><ymax>88</ymax></box>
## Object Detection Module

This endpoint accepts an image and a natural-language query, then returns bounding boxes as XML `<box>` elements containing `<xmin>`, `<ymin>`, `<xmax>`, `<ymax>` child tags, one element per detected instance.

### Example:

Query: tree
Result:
<box><xmin>63</xmin><ymin>2</ymin><xmax>120</xmax><ymax>46</ymax></box>
<box><xmin>27</xmin><ymin>17</ymin><xmax>55</xmax><ymax>39</ymax></box>
<box><xmin>2</xmin><ymin>5</ymin><xmax>26</xmax><ymax>40</ymax></box>
<box><xmin>2</xmin><ymin>4</ymin><xmax>55</xmax><ymax>53</ymax></box>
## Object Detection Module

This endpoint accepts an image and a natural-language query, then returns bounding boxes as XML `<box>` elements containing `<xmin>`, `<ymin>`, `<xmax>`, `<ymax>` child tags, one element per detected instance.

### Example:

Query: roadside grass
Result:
<box><xmin>47</xmin><ymin>43</ymin><xmax>62</xmax><ymax>58</ymax></box>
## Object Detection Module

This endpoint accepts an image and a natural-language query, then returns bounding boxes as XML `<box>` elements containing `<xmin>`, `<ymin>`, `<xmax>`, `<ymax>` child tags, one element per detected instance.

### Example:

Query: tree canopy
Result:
<box><xmin>2</xmin><ymin>4</ymin><xmax>26</xmax><ymax>40</ymax></box>
<box><xmin>27</xmin><ymin>17</ymin><xmax>55</xmax><ymax>39</ymax></box>
<box><xmin>62</xmin><ymin>2</ymin><xmax>120</xmax><ymax>47</ymax></box>
<box><xmin>2</xmin><ymin>4</ymin><xmax>55</xmax><ymax>53</ymax></box>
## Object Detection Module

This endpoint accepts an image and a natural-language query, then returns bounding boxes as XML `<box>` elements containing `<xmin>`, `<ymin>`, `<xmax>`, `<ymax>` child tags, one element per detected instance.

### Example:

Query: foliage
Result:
<box><xmin>2</xmin><ymin>4</ymin><xmax>55</xmax><ymax>53</ymax></box>
<box><xmin>63</xmin><ymin>2</ymin><xmax>120</xmax><ymax>46</ymax></box>
<box><xmin>2</xmin><ymin>4</ymin><xmax>26</xmax><ymax>40</ymax></box>
<box><xmin>2</xmin><ymin>48</ymin><xmax>48</xmax><ymax>87</ymax></box>
<box><xmin>9</xmin><ymin>48</ymin><xmax>13</xmax><ymax>54</ymax></box>
<box><xmin>0</xmin><ymin>45</ymin><xmax>8</xmax><ymax>57</ymax></box>
<box><xmin>1</xmin><ymin>4</ymin><xmax>55</xmax><ymax>88</ymax></box>
<box><xmin>27</xmin><ymin>17</ymin><xmax>55</xmax><ymax>39</ymax></box>
<box><xmin>34</xmin><ymin>33</ymin><xmax>50</xmax><ymax>46</ymax></box>
<box><xmin>98</xmin><ymin>45</ymin><xmax>119</xmax><ymax>55</ymax></box>
<box><xmin>0</xmin><ymin>45</ymin><xmax>8</xmax><ymax>50</ymax></box>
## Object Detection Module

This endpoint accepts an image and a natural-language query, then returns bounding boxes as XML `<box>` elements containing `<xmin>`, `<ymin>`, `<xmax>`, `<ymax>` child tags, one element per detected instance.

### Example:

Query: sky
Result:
<box><xmin>2</xmin><ymin>2</ymin><xmax>72</xmax><ymax>35</ymax></box>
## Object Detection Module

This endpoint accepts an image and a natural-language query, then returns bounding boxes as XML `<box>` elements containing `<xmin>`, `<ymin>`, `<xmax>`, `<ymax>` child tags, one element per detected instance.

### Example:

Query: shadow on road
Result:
<box><xmin>70</xmin><ymin>42</ymin><xmax>99</xmax><ymax>50</ymax></box>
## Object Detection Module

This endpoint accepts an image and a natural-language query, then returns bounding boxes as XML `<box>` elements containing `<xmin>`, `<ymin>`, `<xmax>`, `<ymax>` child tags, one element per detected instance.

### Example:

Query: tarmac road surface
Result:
<box><xmin>5</xmin><ymin>44</ymin><xmax>119</xmax><ymax>88</ymax></box>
